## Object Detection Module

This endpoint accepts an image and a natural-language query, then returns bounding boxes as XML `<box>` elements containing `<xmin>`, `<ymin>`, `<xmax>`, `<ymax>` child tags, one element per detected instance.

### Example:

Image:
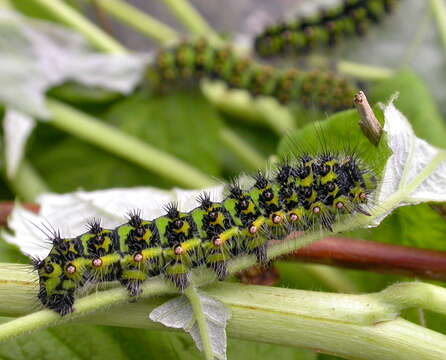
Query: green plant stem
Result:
<box><xmin>46</xmin><ymin>98</ymin><xmax>216</xmax><ymax>188</ymax></box>
<box><xmin>201</xmin><ymin>81</ymin><xmax>296</xmax><ymax>135</ymax></box>
<box><xmin>298</xmin><ymin>263</ymin><xmax>359</xmax><ymax>293</ymax></box>
<box><xmin>160</xmin><ymin>0</ymin><xmax>221</xmax><ymax>45</ymax></box>
<box><xmin>1</xmin><ymin>266</ymin><xmax>446</xmax><ymax>359</ymax></box>
<box><xmin>7</xmin><ymin>160</ymin><xmax>50</xmax><ymax>201</ymax></box>
<box><xmin>308</xmin><ymin>56</ymin><xmax>395</xmax><ymax>80</ymax></box>
<box><xmin>93</xmin><ymin>0</ymin><xmax>178</xmax><ymax>45</ymax></box>
<box><xmin>30</xmin><ymin>0</ymin><xmax>126</xmax><ymax>54</ymax></box>
<box><xmin>184</xmin><ymin>286</ymin><xmax>213</xmax><ymax>360</ymax></box>
<box><xmin>337</xmin><ymin>60</ymin><xmax>395</xmax><ymax>80</ymax></box>
<box><xmin>219</xmin><ymin>127</ymin><xmax>265</xmax><ymax>172</ymax></box>
<box><xmin>430</xmin><ymin>0</ymin><xmax>446</xmax><ymax>57</ymax></box>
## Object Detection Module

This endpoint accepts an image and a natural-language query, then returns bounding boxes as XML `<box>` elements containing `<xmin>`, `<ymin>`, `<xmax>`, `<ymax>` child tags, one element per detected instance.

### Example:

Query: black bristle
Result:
<box><xmin>127</xmin><ymin>209</ymin><xmax>143</xmax><ymax>227</ymax></box>
<box><xmin>229</xmin><ymin>182</ymin><xmax>243</xmax><ymax>198</ymax></box>
<box><xmin>87</xmin><ymin>218</ymin><xmax>102</xmax><ymax>234</ymax></box>
<box><xmin>197</xmin><ymin>192</ymin><xmax>213</xmax><ymax>210</ymax></box>
<box><xmin>253</xmin><ymin>172</ymin><xmax>268</xmax><ymax>189</ymax></box>
<box><xmin>164</xmin><ymin>202</ymin><xmax>180</xmax><ymax>219</ymax></box>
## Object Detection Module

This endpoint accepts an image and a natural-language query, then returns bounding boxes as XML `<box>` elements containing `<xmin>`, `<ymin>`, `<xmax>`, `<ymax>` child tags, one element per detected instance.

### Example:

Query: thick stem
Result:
<box><xmin>1</xmin><ymin>266</ymin><xmax>446</xmax><ymax>360</ymax></box>
<box><xmin>184</xmin><ymin>286</ymin><xmax>213</xmax><ymax>360</ymax></box>
<box><xmin>46</xmin><ymin>98</ymin><xmax>216</xmax><ymax>189</ymax></box>
<box><xmin>94</xmin><ymin>0</ymin><xmax>178</xmax><ymax>45</ymax></box>
<box><xmin>30</xmin><ymin>0</ymin><xmax>126</xmax><ymax>54</ymax></box>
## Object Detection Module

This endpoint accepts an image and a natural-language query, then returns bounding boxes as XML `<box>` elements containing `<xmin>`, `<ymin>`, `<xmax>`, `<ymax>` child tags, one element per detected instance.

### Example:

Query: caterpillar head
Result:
<box><xmin>34</xmin><ymin>255</ymin><xmax>75</xmax><ymax>315</ymax></box>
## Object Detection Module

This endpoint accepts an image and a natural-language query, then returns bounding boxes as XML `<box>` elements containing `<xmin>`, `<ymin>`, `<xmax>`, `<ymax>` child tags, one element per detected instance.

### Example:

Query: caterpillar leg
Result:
<box><xmin>120</xmin><ymin>268</ymin><xmax>147</xmax><ymax>297</ymax></box>
<box><xmin>38</xmin><ymin>287</ymin><xmax>75</xmax><ymax>316</ymax></box>
<box><xmin>252</xmin><ymin>243</ymin><xmax>268</xmax><ymax>265</ymax></box>
<box><xmin>207</xmin><ymin>259</ymin><xmax>228</xmax><ymax>281</ymax></box>
<box><xmin>165</xmin><ymin>264</ymin><xmax>190</xmax><ymax>291</ymax></box>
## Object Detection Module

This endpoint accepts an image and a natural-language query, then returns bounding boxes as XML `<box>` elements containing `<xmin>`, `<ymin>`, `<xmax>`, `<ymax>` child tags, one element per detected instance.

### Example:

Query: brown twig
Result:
<box><xmin>1</xmin><ymin>202</ymin><xmax>446</xmax><ymax>282</ymax></box>
<box><xmin>285</xmin><ymin>237</ymin><xmax>446</xmax><ymax>281</ymax></box>
<box><xmin>354</xmin><ymin>90</ymin><xmax>383</xmax><ymax>146</ymax></box>
<box><xmin>0</xmin><ymin>202</ymin><xmax>39</xmax><ymax>227</ymax></box>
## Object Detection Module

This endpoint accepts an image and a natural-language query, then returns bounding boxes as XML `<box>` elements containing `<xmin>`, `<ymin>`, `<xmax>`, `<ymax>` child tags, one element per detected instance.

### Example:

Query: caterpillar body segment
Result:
<box><xmin>35</xmin><ymin>153</ymin><xmax>376</xmax><ymax>315</ymax></box>
<box><xmin>254</xmin><ymin>0</ymin><xmax>400</xmax><ymax>57</ymax></box>
<box><xmin>147</xmin><ymin>39</ymin><xmax>357</xmax><ymax>112</ymax></box>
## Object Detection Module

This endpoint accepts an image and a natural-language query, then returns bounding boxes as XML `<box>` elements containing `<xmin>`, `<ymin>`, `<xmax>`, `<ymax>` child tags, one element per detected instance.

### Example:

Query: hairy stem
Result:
<box><xmin>30</xmin><ymin>0</ymin><xmax>126</xmax><ymax>54</ymax></box>
<box><xmin>46</xmin><ymin>98</ymin><xmax>216</xmax><ymax>188</ymax></box>
<box><xmin>1</xmin><ymin>266</ymin><xmax>446</xmax><ymax>359</ymax></box>
<box><xmin>93</xmin><ymin>0</ymin><xmax>178</xmax><ymax>45</ymax></box>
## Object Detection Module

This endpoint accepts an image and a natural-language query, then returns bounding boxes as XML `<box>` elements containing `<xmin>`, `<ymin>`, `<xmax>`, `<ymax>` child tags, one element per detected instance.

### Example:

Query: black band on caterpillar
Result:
<box><xmin>254</xmin><ymin>0</ymin><xmax>399</xmax><ymax>57</ymax></box>
<box><xmin>33</xmin><ymin>152</ymin><xmax>376</xmax><ymax>315</ymax></box>
<box><xmin>146</xmin><ymin>39</ymin><xmax>357</xmax><ymax>112</ymax></box>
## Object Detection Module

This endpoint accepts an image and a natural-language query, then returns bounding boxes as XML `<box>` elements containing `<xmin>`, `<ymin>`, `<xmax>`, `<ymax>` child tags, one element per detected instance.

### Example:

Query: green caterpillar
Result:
<box><xmin>146</xmin><ymin>39</ymin><xmax>357</xmax><ymax>112</ymax></box>
<box><xmin>254</xmin><ymin>0</ymin><xmax>399</xmax><ymax>57</ymax></box>
<box><xmin>34</xmin><ymin>152</ymin><xmax>376</xmax><ymax>315</ymax></box>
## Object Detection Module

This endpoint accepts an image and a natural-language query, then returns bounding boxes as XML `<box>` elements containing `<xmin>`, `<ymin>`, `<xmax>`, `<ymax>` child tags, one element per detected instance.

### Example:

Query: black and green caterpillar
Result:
<box><xmin>254</xmin><ymin>0</ymin><xmax>399</xmax><ymax>57</ymax></box>
<box><xmin>147</xmin><ymin>39</ymin><xmax>357</xmax><ymax>112</ymax></box>
<box><xmin>34</xmin><ymin>153</ymin><xmax>376</xmax><ymax>315</ymax></box>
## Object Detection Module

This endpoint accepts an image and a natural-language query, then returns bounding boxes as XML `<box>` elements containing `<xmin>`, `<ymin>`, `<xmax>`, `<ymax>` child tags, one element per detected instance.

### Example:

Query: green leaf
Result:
<box><xmin>104</xmin><ymin>91</ymin><xmax>223</xmax><ymax>177</ymax></box>
<box><xmin>369</xmin><ymin>69</ymin><xmax>446</xmax><ymax>149</ymax></box>
<box><xmin>277</xmin><ymin>107</ymin><xmax>390</xmax><ymax>176</ymax></box>
<box><xmin>0</xmin><ymin>324</ymin><xmax>129</xmax><ymax>360</ymax></box>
